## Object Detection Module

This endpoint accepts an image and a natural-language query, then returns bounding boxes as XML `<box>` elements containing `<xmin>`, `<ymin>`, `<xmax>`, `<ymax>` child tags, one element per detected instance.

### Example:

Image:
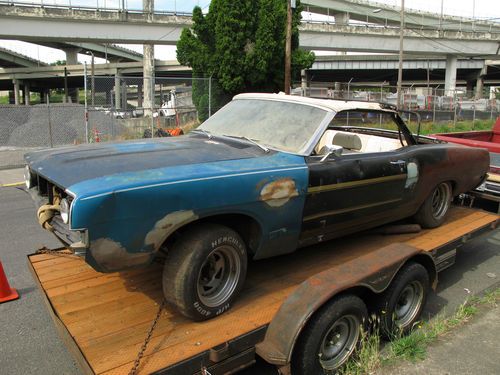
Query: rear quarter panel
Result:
<box><xmin>407</xmin><ymin>143</ymin><xmax>489</xmax><ymax>211</ymax></box>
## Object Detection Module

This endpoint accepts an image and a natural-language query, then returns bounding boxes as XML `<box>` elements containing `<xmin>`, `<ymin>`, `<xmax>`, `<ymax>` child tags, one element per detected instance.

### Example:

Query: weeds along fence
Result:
<box><xmin>0</xmin><ymin>74</ymin><xmax>213</xmax><ymax>169</ymax></box>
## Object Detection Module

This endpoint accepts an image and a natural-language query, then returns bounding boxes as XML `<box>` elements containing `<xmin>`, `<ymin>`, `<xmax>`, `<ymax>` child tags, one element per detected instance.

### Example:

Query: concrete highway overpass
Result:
<box><xmin>1</xmin><ymin>4</ymin><xmax>499</xmax><ymax>57</ymax></box>
<box><xmin>0</xmin><ymin>46</ymin><xmax>47</xmax><ymax>68</ymax></box>
<box><xmin>308</xmin><ymin>55</ymin><xmax>500</xmax><ymax>95</ymax></box>
<box><xmin>302</xmin><ymin>0</ymin><xmax>500</xmax><ymax>33</ymax></box>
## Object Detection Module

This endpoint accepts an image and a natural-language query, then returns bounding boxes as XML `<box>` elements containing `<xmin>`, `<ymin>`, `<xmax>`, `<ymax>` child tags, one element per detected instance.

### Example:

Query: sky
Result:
<box><xmin>0</xmin><ymin>0</ymin><xmax>499</xmax><ymax>64</ymax></box>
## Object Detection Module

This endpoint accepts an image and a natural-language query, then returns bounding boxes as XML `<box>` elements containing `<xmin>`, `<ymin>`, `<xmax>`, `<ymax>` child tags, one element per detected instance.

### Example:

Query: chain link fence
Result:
<box><xmin>84</xmin><ymin>76</ymin><xmax>212</xmax><ymax>142</ymax></box>
<box><xmin>293</xmin><ymin>81</ymin><xmax>500</xmax><ymax>132</ymax></box>
<box><xmin>0</xmin><ymin>74</ymin><xmax>213</xmax><ymax>169</ymax></box>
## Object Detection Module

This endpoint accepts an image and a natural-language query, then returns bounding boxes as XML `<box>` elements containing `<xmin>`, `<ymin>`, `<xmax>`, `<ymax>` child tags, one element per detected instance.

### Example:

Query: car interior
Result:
<box><xmin>314</xmin><ymin>110</ymin><xmax>407</xmax><ymax>155</ymax></box>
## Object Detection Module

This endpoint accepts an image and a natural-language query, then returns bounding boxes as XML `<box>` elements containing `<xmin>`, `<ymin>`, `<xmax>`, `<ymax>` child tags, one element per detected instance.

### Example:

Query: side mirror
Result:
<box><xmin>319</xmin><ymin>144</ymin><xmax>343</xmax><ymax>162</ymax></box>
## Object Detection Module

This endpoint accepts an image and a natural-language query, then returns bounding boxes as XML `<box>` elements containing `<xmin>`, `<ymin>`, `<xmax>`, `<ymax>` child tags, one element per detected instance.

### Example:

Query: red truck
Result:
<box><xmin>432</xmin><ymin>117</ymin><xmax>500</xmax><ymax>209</ymax></box>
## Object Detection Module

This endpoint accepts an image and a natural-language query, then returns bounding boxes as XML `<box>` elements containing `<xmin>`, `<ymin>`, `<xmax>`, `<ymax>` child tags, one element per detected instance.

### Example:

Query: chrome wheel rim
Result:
<box><xmin>197</xmin><ymin>246</ymin><xmax>241</xmax><ymax>307</ymax></box>
<box><xmin>431</xmin><ymin>183</ymin><xmax>451</xmax><ymax>220</ymax></box>
<box><xmin>318</xmin><ymin>315</ymin><xmax>361</xmax><ymax>370</ymax></box>
<box><xmin>394</xmin><ymin>281</ymin><xmax>424</xmax><ymax>329</ymax></box>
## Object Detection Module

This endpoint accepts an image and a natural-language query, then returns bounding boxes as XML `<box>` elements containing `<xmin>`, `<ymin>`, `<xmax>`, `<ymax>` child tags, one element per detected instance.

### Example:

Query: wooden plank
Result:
<box><xmin>27</xmin><ymin>255</ymin><xmax>95</xmax><ymax>375</ymax></box>
<box><xmin>28</xmin><ymin>207</ymin><xmax>499</xmax><ymax>375</ymax></box>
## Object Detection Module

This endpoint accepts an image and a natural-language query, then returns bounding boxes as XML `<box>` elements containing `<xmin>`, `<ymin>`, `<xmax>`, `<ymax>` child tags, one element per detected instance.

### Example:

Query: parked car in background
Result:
<box><xmin>24</xmin><ymin>93</ymin><xmax>489</xmax><ymax>320</ymax></box>
<box><xmin>432</xmin><ymin>117</ymin><xmax>500</xmax><ymax>199</ymax></box>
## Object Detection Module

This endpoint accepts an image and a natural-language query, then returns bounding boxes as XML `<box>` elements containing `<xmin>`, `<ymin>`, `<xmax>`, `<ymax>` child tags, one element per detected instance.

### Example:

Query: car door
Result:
<box><xmin>299</xmin><ymin>150</ymin><xmax>411</xmax><ymax>246</ymax></box>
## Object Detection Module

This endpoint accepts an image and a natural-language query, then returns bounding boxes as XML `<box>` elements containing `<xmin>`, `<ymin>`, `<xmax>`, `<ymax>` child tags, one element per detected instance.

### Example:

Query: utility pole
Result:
<box><xmin>284</xmin><ymin>0</ymin><xmax>293</xmax><ymax>95</ymax></box>
<box><xmin>396</xmin><ymin>0</ymin><xmax>404</xmax><ymax>111</ymax></box>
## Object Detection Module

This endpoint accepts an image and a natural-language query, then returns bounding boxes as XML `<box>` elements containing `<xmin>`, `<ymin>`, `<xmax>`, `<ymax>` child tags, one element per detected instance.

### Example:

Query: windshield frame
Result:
<box><xmin>199</xmin><ymin>97</ymin><xmax>336</xmax><ymax>156</ymax></box>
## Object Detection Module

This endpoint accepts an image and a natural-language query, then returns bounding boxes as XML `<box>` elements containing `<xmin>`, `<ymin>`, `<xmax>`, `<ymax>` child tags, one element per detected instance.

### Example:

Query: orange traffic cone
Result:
<box><xmin>0</xmin><ymin>261</ymin><xmax>19</xmax><ymax>303</ymax></box>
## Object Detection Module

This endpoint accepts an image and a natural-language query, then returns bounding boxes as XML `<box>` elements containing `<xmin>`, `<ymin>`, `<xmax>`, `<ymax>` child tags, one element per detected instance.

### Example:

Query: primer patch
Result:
<box><xmin>145</xmin><ymin>210</ymin><xmax>198</xmax><ymax>248</ymax></box>
<box><xmin>90</xmin><ymin>238</ymin><xmax>151</xmax><ymax>271</ymax></box>
<box><xmin>406</xmin><ymin>162</ymin><xmax>419</xmax><ymax>188</ymax></box>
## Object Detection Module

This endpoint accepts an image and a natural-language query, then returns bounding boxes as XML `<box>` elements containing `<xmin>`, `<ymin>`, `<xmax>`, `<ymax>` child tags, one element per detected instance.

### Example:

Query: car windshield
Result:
<box><xmin>199</xmin><ymin>98</ymin><xmax>329</xmax><ymax>154</ymax></box>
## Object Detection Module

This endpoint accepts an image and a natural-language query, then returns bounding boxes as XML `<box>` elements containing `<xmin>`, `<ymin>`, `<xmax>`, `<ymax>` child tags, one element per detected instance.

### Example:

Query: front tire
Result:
<box><xmin>414</xmin><ymin>182</ymin><xmax>452</xmax><ymax>228</ymax></box>
<box><xmin>292</xmin><ymin>295</ymin><xmax>368</xmax><ymax>375</ymax></box>
<box><xmin>162</xmin><ymin>223</ymin><xmax>247</xmax><ymax>321</ymax></box>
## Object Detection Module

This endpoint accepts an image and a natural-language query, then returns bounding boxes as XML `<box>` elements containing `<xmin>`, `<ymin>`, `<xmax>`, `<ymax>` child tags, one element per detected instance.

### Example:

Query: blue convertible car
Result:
<box><xmin>25</xmin><ymin>93</ymin><xmax>489</xmax><ymax>320</ymax></box>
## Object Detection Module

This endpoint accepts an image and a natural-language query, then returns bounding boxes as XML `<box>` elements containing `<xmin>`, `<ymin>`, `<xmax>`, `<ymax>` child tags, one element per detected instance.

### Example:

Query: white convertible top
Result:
<box><xmin>233</xmin><ymin>93</ymin><xmax>396</xmax><ymax>113</ymax></box>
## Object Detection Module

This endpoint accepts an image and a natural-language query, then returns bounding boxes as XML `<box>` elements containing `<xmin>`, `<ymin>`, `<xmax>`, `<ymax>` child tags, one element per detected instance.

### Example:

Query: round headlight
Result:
<box><xmin>60</xmin><ymin>198</ymin><xmax>70</xmax><ymax>224</ymax></box>
<box><xmin>24</xmin><ymin>165</ymin><xmax>32</xmax><ymax>189</ymax></box>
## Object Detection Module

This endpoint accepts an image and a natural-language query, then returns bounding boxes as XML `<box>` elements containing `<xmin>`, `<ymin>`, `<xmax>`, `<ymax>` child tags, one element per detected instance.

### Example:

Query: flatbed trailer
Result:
<box><xmin>28</xmin><ymin>207</ymin><xmax>499</xmax><ymax>375</ymax></box>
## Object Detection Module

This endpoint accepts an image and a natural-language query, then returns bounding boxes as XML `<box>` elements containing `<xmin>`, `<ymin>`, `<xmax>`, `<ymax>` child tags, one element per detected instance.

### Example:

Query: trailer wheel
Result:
<box><xmin>378</xmin><ymin>262</ymin><xmax>429</xmax><ymax>337</ymax></box>
<box><xmin>414</xmin><ymin>182</ymin><xmax>452</xmax><ymax>228</ymax></box>
<box><xmin>162</xmin><ymin>223</ymin><xmax>247</xmax><ymax>321</ymax></box>
<box><xmin>291</xmin><ymin>295</ymin><xmax>368</xmax><ymax>375</ymax></box>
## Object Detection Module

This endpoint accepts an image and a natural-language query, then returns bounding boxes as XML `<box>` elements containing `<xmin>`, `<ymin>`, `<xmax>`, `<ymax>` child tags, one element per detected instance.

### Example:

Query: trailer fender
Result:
<box><xmin>255</xmin><ymin>242</ymin><xmax>436</xmax><ymax>367</ymax></box>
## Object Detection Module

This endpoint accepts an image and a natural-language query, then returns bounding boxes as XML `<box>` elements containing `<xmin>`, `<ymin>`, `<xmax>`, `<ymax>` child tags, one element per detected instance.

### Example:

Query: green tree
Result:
<box><xmin>177</xmin><ymin>0</ymin><xmax>314</xmax><ymax>121</ymax></box>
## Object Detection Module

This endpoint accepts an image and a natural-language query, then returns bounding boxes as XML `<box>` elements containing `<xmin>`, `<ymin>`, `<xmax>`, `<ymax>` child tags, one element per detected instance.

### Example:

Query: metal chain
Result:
<box><xmin>128</xmin><ymin>299</ymin><xmax>167</xmax><ymax>375</ymax></box>
<box><xmin>35</xmin><ymin>247</ymin><xmax>78</xmax><ymax>259</ymax></box>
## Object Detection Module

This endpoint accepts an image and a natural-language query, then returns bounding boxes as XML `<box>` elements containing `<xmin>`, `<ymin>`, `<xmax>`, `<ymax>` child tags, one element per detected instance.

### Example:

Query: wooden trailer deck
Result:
<box><xmin>28</xmin><ymin>207</ymin><xmax>499</xmax><ymax>375</ymax></box>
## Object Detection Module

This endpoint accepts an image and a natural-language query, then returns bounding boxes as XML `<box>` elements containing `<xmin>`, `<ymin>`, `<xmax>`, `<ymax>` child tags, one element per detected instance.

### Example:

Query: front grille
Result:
<box><xmin>31</xmin><ymin>171</ymin><xmax>69</xmax><ymax>204</ymax></box>
<box><xmin>51</xmin><ymin>215</ymin><xmax>81</xmax><ymax>246</ymax></box>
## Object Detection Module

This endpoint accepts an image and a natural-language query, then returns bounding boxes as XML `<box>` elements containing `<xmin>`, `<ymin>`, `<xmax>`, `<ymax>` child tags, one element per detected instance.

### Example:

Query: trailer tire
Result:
<box><xmin>377</xmin><ymin>262</ymin><xmax>429</xmax><ymax>338</ymax></box>
<box><xmin>414</xmin><ymin>182</ymin><xmax>452</xmax><ymax>228</ymax></box>
<box><xmin>162</xmin><ymin>223</ymin><xmax>247</xmax><ymax>321</ymax></box>
<box><xmin>291</xmin><ymin>295</ymin><xmax>368</xmax><ymax>375</ymax></box>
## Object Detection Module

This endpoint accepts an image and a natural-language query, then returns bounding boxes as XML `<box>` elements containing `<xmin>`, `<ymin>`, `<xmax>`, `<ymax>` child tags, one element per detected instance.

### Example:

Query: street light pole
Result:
<box><xmin>396</xmin><ymin>0</ymin><xmax>405</xmax><ymax>111</ymax></box>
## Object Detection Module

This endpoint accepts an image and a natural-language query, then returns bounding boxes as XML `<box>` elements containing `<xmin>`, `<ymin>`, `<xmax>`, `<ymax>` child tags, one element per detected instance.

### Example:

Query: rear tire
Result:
<box><xmin>377</xmin><ymin>262</ymin><xmax>429</xmax><ymax>338</ymax></box>
<box><xmin>291</xmin><ymin>295</ymin><xmax>368</xmax><ymax>375</ymax></box>
<box><xmin>414</xmin><ymin>182</ymin><xmax>452</xmax><ymax>228</ymax></box>
<box><xmin>162</xmin><ymin>223</ymin><xmax>247</xmax><ymax>321</ymax></box>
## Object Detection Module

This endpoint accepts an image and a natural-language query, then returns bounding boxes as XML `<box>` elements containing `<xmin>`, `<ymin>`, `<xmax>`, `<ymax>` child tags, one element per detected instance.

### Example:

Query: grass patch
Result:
<box><xmin>339</xmin><ymin>329</ymin><xmax>382</xmax><ymax>375</ymax></box>
<box><xmin>340</xmin><ymin>288</ymin><xmax>500</xmax><ymax>374</ymax></box>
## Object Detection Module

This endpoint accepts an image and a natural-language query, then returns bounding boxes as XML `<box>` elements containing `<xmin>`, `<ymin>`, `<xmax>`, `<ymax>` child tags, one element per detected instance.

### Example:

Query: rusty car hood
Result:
<box><xmin>25</xmin><ymin>133</ymin><xmax>269</xmax><ymax>188</ymax></box>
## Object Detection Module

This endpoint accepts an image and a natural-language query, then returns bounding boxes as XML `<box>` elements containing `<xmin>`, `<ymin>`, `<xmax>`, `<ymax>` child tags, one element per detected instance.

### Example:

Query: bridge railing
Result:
<box><xmin>0</xmin><ymin>0</ymin><xmax>197</xmax><ymax>16</ymax></box>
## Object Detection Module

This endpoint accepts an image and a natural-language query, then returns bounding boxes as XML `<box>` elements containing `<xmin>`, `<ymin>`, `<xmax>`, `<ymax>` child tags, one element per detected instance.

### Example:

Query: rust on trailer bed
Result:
<box><xmin>28</xmin><ymin>207</ymin><xmax>498</xmax><ymax>375</ymax></box>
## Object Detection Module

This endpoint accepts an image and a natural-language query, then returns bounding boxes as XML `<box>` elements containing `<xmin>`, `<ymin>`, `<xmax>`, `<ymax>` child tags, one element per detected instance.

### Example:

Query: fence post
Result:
<box><xmin>472</xmin><ymin>95</ymin><xmax>476</xmax><ymax>129</ymax></box>
<box><xmin>432</xmin><ymin>86</ymin><xmax>437</xmax><ymax>125</ymax></box>
<box><xmin>47</xmin><ymin>96</ymin><xmax>53</xmax><ymax>148</ymax></box>
<box><xmin>151</xmin><ymin>76</ymin><xmax>154</xmax><ymax>138</ymax></box>
<box><xmin>84</xmin><ymin>62</ymin><xmax>89</xmax><ymax>143</ymax></box>
<box><xmin>452</xmin><ymin>90</ymin><xmax>457</xmax><ymax>129</ymax></box>
<box><xmin>208</xmin><ymin>76</ymin><xmax>212</xmax><ymax>118</ymax></box>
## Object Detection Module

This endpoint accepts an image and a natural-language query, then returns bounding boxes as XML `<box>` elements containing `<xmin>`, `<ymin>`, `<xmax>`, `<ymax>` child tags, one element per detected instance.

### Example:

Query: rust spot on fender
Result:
<box><xmin>260</xmin><ymin>178</ymin><xmax>299</xmax><ymax>207</ymax></box>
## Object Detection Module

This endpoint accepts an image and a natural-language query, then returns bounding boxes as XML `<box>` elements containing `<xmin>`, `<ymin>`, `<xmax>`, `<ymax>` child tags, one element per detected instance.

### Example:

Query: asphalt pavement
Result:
<box><xmin>0</xmin><ymin>168</ymin><xmax>499</xmax><ymax>375</ymax></box>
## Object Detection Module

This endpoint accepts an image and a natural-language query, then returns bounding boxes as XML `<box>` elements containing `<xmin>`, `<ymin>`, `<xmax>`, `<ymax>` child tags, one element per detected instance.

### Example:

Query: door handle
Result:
<box><xmin>390</xmin><ymin>160</ymin><xmax>406</xmax><ymax>166</ymax></box>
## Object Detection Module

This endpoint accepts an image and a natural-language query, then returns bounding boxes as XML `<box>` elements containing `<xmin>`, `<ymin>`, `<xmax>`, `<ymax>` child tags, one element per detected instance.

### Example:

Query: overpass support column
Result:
<box><xmin>333</xmin><ymin>12</ymin><xmax>350</xmax><ymax>26</ymax></box>
<box><xmin>143</xmin><ymin>0</ymin><xmax>155</xmax><ymax>117</ymax></box>
<box><xmin>444</xmin><ymin>55</ymin><xmax>457</xmax><ymax>96</ymax></box>
<box><xmin>64</xmin><ymin>48</ymin><xmax>80</xmax><ymax>103</ymax></box>
<box><xmin>137</xmin><ymin>83</ymin><xmax>143</xmax><ymax>108</ymax></box>
<box><xmin>114</xmin><ymin>71</ymin><xmax>122</xmax><ymax>110</ymax></box>
<box><xmin>475</xmin><ymin>63</ymin><xmax>487</xmax><ymax>100</ymax></box>
<box><xmin>12</xmin><ymin>79</ymin><xmax>21</xmax><ymax>105</ymax></box>
<box><xmin>23</xmin><ymin>82</ymin><xmax>30</xmax><ymax>105</ymax></box>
